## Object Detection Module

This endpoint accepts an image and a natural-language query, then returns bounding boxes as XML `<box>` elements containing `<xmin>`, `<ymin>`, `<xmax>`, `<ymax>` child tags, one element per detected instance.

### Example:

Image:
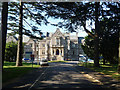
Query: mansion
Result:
<box><xmin>23</xmin><ymin>28</ymin><xmax>84</xmax><ymax>61</ymax></box>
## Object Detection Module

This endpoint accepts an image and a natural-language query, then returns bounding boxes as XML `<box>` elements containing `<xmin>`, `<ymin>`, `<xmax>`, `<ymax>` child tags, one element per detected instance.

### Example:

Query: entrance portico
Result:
<box><xmin>51</xmin><ymin>45</ymin><xmax>64</xmax><ymax>60</ymax></box>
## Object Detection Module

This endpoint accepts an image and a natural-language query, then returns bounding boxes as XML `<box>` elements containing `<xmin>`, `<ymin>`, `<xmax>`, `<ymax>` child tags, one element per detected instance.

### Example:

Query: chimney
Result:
<box><xmin>40</xmin><ymin>32</ymin><xmax>43</xmax><ymax>37</ymax></box>
<box><xmin>46</xmin><ymin>32</ymin><xmax>49</xmax><ymax>37</ymax></box>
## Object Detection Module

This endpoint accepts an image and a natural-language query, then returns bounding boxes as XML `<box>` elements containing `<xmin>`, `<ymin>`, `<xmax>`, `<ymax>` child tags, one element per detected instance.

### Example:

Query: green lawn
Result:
<box><xmin>79</xmin><ymin>62</ymin><xmax>120</xmax><ymax>81</ymax></box>
<box><xmin>3</xmin><ymin>61</ymin><xmax>40</xmax><ymax>83</ymax></box>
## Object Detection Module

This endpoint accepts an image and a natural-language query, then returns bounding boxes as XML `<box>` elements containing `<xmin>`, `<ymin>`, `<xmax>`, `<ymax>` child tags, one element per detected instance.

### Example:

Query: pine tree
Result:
<box><xmin>44</xmin><ymin>2</ymin><xmax>101</xmax><ymax>67</ymax></box>
<box><xmin>8</xmin><ymin>2</ymin><xmax>47</xmax><ymax>38</ymax></box>
<box><xmin>16</xmin><ymin>1</ymin><xmax>23</xmax><ymax>66</ymax></box>
<box><xmin>8</xmin><ymin>2</ymin><xmax>49</xmax><ymax>66</ymax></box>
<box><xmin>1</xmin><ymin>2</ymin><xmax>8</xmax><ymax>69</ymax></box>
<box><xmin>43</xmin><ymin>2</ymin><xmax>119</xmax><ymax>67</ymax></box>
<box><xmin>119</xmin><ymin>31</ymin><xmax>120</xmax><ymax>73</ymax></box>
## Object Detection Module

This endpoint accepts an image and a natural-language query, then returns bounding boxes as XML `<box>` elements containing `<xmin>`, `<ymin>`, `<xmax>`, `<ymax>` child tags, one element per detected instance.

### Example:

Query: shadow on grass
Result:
<box><xmin>3</xmin><ymin>61</ymin><xmax>40</xmax><ymax>83</ymax></box>
<box><xmin>80</xmin><ymin>63</ymin><xmax>120</xmax><ymax>80</ymax></box>
<box><xmin>3</xmin><ymin>67</ymin><xmax>34</xmax><ymax>83</ymax></box>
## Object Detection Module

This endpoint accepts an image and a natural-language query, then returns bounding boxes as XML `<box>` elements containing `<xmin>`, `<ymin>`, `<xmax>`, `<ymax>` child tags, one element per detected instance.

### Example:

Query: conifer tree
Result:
<box><xmin>43</xmin><ymin>2</ymin><xmax>119</xmax><ymax>67</ymax></box>
<box><xmin>1</xmin><ymin>2</ymin><xmax>8</xmax><ymax>69</ymax></box>
<box><xmin>16</xmin><ymin>1</ymin><xmax>23</xmax><ymax>66</ymax></box>
<box><xmin>7</xmin><ymin>2</ymin><xmax>49</xmax><ymax>66</ymax></box>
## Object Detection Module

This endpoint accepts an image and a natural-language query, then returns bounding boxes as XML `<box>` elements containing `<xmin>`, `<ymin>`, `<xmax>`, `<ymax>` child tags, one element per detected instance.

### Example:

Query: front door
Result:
<box><xmin>56</xmin><ymin>49</ymin><xmax>59</xmax><ymax>55</ymax></box>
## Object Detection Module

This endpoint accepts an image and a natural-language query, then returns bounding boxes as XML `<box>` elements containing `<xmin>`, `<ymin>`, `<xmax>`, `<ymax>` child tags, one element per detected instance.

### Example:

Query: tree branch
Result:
<box><xmin>81</xmin><ymin>21</ymin><xmax>95</xmax><ymax>38</ymax></box>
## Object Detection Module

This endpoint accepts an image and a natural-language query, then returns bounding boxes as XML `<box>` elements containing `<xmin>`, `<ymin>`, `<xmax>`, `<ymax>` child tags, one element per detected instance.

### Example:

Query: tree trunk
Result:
<box><xmin>94</xmin><ymin>2</ymin><xmax>100</xmax><ymax>67</ymax></box>
<box><xmin>47</xmin><ymin>44</ymin><xmax>50</xmax><ymax>61</ymax></box>
<box><xmin>94</xmin><ymin>37</ymin><xmax>100</xmax><ymax>67</ymax></box>
<box><xmin>118</xmin><ymin>31</ymin><xmax>120</xmax><ymax>73</ymax></box>
<box><xmin>1</xmin><ymin>2</ymin><xmax>8</xmax><ymax>69</ymax></box>
<box><xmin>16</xmin><ymin>2</ymin><xmax>23</xmax><ymax>66</ymax></box>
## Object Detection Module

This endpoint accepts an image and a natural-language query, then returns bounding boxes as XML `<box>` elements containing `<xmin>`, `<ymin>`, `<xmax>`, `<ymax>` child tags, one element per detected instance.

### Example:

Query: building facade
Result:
<box><xmin>24</xmin><ymin>28</ymin><xmax>83</xmax><ymax>61</ymax></box>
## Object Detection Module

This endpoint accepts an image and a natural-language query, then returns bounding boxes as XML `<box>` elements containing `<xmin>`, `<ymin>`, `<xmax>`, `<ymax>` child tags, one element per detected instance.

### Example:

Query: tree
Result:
<box><xmin>83</xmin><ymin>24</ymin><xmax>119</xmax><ymax>65</ymax></box>
<box><xmin>1</xmin><ymin>2</ymin><xmax>8</xmax><ymax>69</ymax></box>
<box><xmin>81</xmin><ymin>35</ymin><xmax>94</xmax><ymax>60</ymax></box>
<box><xmin>99</xmin><ymin>18</ymin><xmax>119</xmax><ymax>64</ymax></box>
<box><xmin>5</xmin><ymin>41</ymin><xmax>17</xmax><ymax>62</ymax></box>
<box><xmin>103</xmin><ymin>3</ymin><xmax>120</xmax><ymax>70</ymax></box>
<box><xmin>8</xmin><ymin>2</ymin><xmax>47</xmax><ymax>38</ymax></box>
<box><xmin>43</xmin><ymin>2</ymin><xmax>120</xmax><ymax>67</ymax></box>
<box><xmin>44</xmin><ymin>2</ymin><xmax>102</xmax><ymax>67</ymax></box>
<box><xmin>47</xmin><ymin>44</ymin><xmax>50</xmax><ymax>61</ymax></box>
<box><xmin>8</xmin><ymin>2</ymin><xmax>48</xmax><ymax>66</ymax></box>
<box><xmin>118</xmin><ymin>31</ymin><xmax>120</xmax><ymax>73</ymax></box>
<box><xmin>82</xmin><ymin>3</ymin><xmax>119</xmax><ymax>65</ymax></box>
<box><xmin>16</xmin><ymin>1</ymin><xmax>23</xmax><ymax>66</ymax></box>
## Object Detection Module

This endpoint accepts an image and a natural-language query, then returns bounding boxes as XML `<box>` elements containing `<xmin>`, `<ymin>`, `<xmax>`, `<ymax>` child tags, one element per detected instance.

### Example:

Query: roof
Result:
<box><xmin>23</xmin><ymin>35</ymin><xmax>30</xmax><ymax>43</ymax></box>
<box><xmin>6</xmin><ymin>35</ymin><xmax>18</xmax><ymax>43</ymax></box>
<box><xmin>51</xmin><ymin>28</ymin><xmax>64</xmax><ymax>38</ymax></box>
<box><xmin>6</xmin><ymin>35</ymin><xmax>32</xmax><ymax>43</ymax></box>
<box><xmin>70</xmin><ymin>36</ymin><xmax>78</xmax><ymax>40</ymax></box>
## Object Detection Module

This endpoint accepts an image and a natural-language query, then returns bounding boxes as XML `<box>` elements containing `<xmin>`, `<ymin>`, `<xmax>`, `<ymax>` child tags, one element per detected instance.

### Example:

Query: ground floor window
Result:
<box><xmin>42</xmin><ymin>50</ymin><xmax>45</xmax><ymax>54</ymax></box>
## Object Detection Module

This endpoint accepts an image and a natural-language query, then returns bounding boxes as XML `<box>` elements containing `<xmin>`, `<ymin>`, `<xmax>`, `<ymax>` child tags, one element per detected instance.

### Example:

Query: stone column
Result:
<box><xmin>59</xmin><ymin>49</ymin><xmax>61</xmax><ymax>56</ymax></box>
<box><xmin>61</xmin><ymin>49</ymin><xmax>62</xmax><ymax>56</ymax></box>
<box><xmin>51</xmin><ymin>48</ymin><xmax>53</xmax><ymax>56</ymax></box>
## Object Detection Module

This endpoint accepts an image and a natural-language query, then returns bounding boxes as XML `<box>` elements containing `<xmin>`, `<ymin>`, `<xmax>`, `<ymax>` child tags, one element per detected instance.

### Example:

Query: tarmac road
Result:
<box><xmin>29</xmin><ymin>61</ymin><xmax>103</xmax><ymax>89</ymax></box>
<box><xmin>3</xmin><ymin>61</ymin><xmax>105</xmax><ymax>90</ymax></box>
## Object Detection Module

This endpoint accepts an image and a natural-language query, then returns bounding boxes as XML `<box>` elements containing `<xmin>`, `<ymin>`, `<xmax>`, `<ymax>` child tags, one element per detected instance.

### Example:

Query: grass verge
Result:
<box><xmin>3</xmin><ymin>61</ymin><xmax>40</xmax><ymax>83</ymax></box>
<box><xmin>78</xmin><ymin>62</ymin><xmax>120</xmax><ymax>81</ymax></box>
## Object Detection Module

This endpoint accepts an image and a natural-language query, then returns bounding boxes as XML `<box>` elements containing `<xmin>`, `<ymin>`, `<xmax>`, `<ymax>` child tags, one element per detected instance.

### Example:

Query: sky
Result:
<box><xmin>23</xmin><ymin>17</ymin><xmax>88</xmax><ymax>37</ymax></box>
<box><xmin>7</xmin><ymin>2</ymin><xmax>92</xmax><ymax>38</ymax></box>
<box><xmin>7</xmin><ymin>12</ymin><xmax>88</xmax><ymax>38</ymax></box>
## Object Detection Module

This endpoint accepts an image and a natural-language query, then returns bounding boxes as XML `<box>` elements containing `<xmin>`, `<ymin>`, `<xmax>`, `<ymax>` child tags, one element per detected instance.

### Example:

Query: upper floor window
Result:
<box><xmin>56</xmin><ymin>38</ymin><xmax>59</xmax><ymax>45</ymax></box>
<box><xmin>30</xmin><ymin>43</ymin><xmax>32</xmax><ymax>47</ymax></box>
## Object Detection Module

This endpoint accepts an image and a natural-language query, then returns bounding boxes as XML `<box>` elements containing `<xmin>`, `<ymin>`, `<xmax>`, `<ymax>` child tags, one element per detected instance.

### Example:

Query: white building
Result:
<box><xmin>23</xmin><ymin>28</ymin><xmax>84</xmax><ymax>61</ymax></box>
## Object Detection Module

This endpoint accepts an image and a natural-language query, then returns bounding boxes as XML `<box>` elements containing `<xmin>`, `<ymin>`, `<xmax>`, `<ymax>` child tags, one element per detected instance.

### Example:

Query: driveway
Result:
<box><xmin>30</xmin><ymin>61</ymin><xmax>103</xmax><ymax>89</ymax></box>
<box><xmin>3</xmin><ymin>61</ymin><xmax>108</xmax><ymax>89</ymax></box>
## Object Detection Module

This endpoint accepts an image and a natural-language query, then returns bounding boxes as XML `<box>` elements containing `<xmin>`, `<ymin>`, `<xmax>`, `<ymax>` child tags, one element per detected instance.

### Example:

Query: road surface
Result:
<box><xmin>3</xmin><ymin>61</ymin><xmax>104</xmax><ymax>89</ymax></box>
<box><xmin>29</xmin><ymin>61</ymin><xmax>103</xmax><ymax>89</ymax></box>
